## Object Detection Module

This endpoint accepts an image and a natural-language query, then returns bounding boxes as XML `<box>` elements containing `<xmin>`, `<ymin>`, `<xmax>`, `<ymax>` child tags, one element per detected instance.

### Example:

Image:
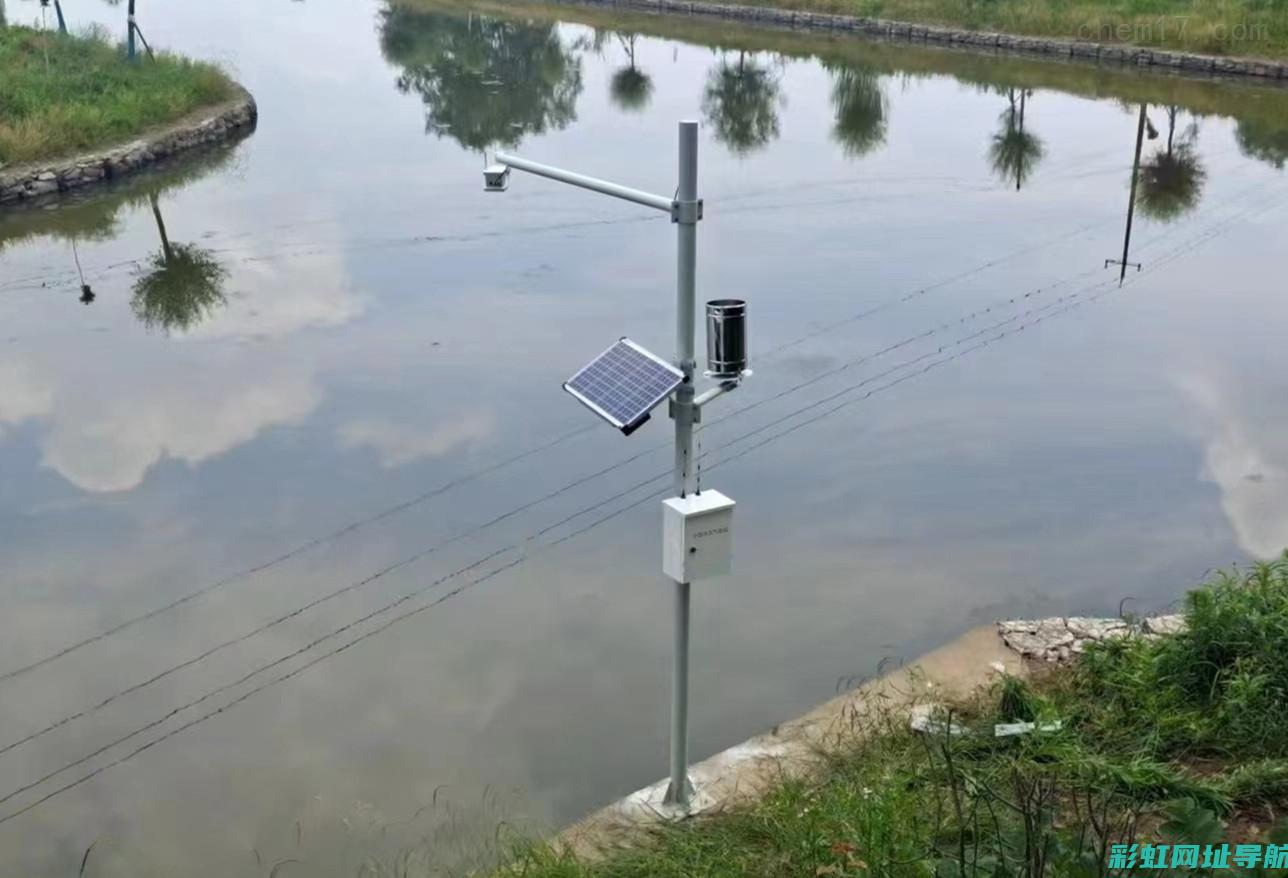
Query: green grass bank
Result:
<box><xmin>503</xmin><ymin>556</ymin><xmax>1288</xmax><ymax>877</ymax></box>
<box><xmin>713</xmin><ymin>0</ymin><xmax>1288</xmax><ymax>61</ymax></box>
<box><xmin>0</xmin><ymin>25</ymin><xmax>233</xmax><ymax>166</ymax></box>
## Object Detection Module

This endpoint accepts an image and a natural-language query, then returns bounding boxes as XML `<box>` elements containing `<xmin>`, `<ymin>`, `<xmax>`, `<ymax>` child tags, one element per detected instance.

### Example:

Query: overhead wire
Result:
<box><xmin>1</xmin><ymin>181</ymin><xmax>1279</xmax><ymax>828</ymax></box>
<box><xmin>0</xmin><ymin>187</ymin><xmax>1157</xmax><ymax>684</ymax></box>
<box><xmin>0</xmin><ymin>172</ymin><xmax>1269</xmax><ymax>769</ymax></box>
<box><xmin>547</xmin><ymin>184</ymin><xmax>1288</xmax><ymax>546</ymax></box>
<box><xmin>0</xmin><ymin>135</ymin><xmax>1153</xmax><ymax>301</ymax></box>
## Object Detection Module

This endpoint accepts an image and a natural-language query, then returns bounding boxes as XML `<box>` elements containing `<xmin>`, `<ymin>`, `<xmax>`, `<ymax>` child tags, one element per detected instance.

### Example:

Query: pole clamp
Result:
<box><xmin>671</xmin><ymin>199</ymin><xmax>704</xmax><ymax>224</ymax></box>
<box><xmin>669</xmin><ymin>398</ymin><xmax>701</xmax><ymax>423</ymax></box>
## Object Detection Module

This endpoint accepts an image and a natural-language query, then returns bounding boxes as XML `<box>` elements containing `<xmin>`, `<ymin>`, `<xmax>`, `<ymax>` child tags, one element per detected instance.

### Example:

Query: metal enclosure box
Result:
<box><xmin>662</xmin><ymin>490</ymin><xmax>735</xmax><ymax>583</ymax></box>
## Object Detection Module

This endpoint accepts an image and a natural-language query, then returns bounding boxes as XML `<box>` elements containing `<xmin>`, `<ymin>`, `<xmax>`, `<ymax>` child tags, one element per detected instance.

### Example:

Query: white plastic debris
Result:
<box><xmin>993</xmin><ymin>720</ymin><xmax>1063</xmax><ymax>737</ymax></box>
<box><xmin>910</xmin><ymin>704</ymin><xmax>966</xmax><ymax>736</ymax></box>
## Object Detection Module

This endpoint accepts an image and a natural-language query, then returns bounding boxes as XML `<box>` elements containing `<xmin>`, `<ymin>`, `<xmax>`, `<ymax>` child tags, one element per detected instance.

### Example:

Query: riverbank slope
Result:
<box><xmin>506</xmin><ymin>555</ymin><xmax>1288</xmax><ymax>874</ymax></box>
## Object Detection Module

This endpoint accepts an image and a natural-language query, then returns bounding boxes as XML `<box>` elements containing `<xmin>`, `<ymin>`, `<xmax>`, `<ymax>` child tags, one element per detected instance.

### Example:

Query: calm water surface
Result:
<box><xmin>2</xmin><ymin>0</ymin><xmax>1288</xmax><ymax>872</ymax></box>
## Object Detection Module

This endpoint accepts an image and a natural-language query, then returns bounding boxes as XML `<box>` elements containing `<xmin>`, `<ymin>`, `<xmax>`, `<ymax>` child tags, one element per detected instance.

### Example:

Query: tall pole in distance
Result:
<box><xmin>665</xmin><ymin>120</ymin><xmax>699</xmax><ymax>807</ymax></box>
<box><xmin>127</xmin><ymin>0</ymin><xmax>136</xmax><ymax>61</ymax></box>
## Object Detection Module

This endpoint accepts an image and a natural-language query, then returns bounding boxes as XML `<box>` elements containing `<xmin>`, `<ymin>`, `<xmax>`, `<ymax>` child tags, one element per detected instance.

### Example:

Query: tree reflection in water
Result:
<box><xmin>1137</xmin><ymin>105</ymin><xmax>1206</xmax><ymax>222</ymax></box>
<box><xmin>826</xmin><ymin>61</ymin><xmax>887</xmax><ymax>159</ymax></box>
<box><xmin>989</xmin><ymin>88</ymin><xmax>1044</xmax><ymax>191</ymax></box>
<box><xmin>378</xmin><ymin>4</ymin><xmax>583</xmax><ymax>154</ymax></box>
<box><xmin>701</xmin><ymin>50</ymin><xmax>783</xmax><ymax>156</ymax></box>
<box><xmin>1236</xmin><ymin>118</ymin><xmax>1288</xmax><ymax>170</ymax></box>
<box><xmin>130</xmin><ymin>193</ymin><xmax>228</xmax><ymax>334</ymax></box>
<box><xmin>609</xmin><ymin>33</ymin><xmax>653</xmax><ymax>113</ymax></box>
<box><xmin>0</xmin><ymin>148</ymin><xmax>236</xmax><ymax>326</ymax></box>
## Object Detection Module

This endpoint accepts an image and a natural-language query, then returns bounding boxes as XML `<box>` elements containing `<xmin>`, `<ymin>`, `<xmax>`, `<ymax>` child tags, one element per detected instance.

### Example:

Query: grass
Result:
<box><xmin>712</xmin><ymin>0</ymin><xmax>1288</xmax><ymax>61</ymax></box>
<box><xmin>495</xmin><ymin>554</ymin><xmax>1288</xmax><ymax>877</ymax></box>
<box><xmin>1077</xmin><ymin>558</ymin><xmax>1288</xmax><ymax>761</ymax></box>
<box><xmin>0</xmin><ymin>25</ymin><xmax>234</xmax><ymax>166</ymax></box>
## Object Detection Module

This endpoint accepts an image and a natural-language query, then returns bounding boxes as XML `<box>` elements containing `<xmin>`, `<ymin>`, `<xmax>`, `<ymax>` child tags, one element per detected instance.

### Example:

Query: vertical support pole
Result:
<box><xmin>667</xmin><ymin>580</ymin><xmax>692</xmax><ymax>805</ymax></box>
<box><xmin>665</xmin><ymin>120</ymin><xmax>700</xmax><ymax>808</ymax></box>
<box><xmin>127</xmin><ymin>0</ymin><xmax>137</xmax><ymax>61</ymax></box>
<box><xmin>53</xmin><ymin>0</ymin><xmax>67</xmax><ymax>34</ymax></box>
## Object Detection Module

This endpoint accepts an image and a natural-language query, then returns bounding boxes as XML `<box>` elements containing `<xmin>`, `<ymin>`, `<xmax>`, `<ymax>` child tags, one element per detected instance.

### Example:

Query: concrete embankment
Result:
<box><xmin>562</xmin><ymin>613</ymin><xmax>1183</xmax><ymax>857</ymax></box>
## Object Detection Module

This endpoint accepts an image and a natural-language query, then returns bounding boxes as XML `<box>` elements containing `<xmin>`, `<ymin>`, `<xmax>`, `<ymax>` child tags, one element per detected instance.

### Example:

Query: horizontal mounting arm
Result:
<box><xmin>693</xmin><ymin>381</ymin><xmax>739</xmax><ymax>409</ymax></box>
<box><xmin>494</xmin><ymin>151</ymin><xmax>678</xmax><ymax>215</ymax></box>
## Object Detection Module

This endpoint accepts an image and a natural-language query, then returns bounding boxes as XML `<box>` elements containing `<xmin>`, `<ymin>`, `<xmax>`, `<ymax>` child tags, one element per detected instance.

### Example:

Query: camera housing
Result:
<box><xmin>483</xmin><ymin>164</ymin><xmax>511</xmax><ymax>192</ymax></box>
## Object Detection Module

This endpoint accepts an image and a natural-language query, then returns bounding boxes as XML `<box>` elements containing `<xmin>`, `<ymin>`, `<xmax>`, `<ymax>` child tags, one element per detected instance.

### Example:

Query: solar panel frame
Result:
<box><xmin>563</xmin><ymin>338</ymin><xmax>684</xmax><ymax>432</ymax></box>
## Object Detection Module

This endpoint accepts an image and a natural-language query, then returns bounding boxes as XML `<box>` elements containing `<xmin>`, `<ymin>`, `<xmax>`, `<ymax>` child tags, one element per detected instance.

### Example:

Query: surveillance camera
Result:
<box><xmin>483</xmin><ymin>164</ymin><xmax>510</xmax><ymax>192</ymax></box>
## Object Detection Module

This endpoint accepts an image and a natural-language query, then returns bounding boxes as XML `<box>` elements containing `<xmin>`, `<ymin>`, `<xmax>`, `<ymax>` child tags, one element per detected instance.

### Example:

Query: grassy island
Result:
<box><xmin>0</xmin><ymin>25</ymin><xmax>233</xmax><ymax>167</ymax></box>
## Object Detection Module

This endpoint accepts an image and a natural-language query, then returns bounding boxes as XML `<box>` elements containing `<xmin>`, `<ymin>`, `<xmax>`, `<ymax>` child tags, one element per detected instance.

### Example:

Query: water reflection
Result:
<box><xmin>0</xmin><ymin>149</ymin><xmax>235</xmax><ymax>327</ymax></box>
<box><xmin>826</xmin><ymin>62</ymin><xmax>887</xmax><ymax>159</ymax></box>
<box><xmin>1236</xmin><ymin>119</ymin><xmax>1288</xmax><ymax>170</ymax></box>
<box><xmin>7</xmin><ymin>0</ymin><xmax>1288</xmax><ymax>870</ymax></box>
<box><xmin>701</xmin><ymin>50</ymin><xmax>784</xmax><ymax>156</ymax></box>
<box><xmin>1106</xmin><ymin>103</ymin><xmax>1150</xmax><ymax>284</ymax></box>
<box><xmin>130</xmin><ymin>193</ymin><xmax>229</xmax><ymax>334</ymax></box>
<box><xmin>378</xmin><ymin>4</ymin><xmax>583</xmax><ymax>154</ymax></box>
<box><xmin>608</xmin><ymin>33</ymin><xmax>653</xmax><ymax>113</ymax></box>
<box><xmin>1137</xmin><ymin>105</ymin><xmax>1206</xmax><ymax>222</ymax></box>
<box><xmin>988</xmin><ymin>88</ymin><xmax>1043</xmax><ymax>191</ymax></box>
<box><xmin>0</xmin><ymin>150</ymin><xmax>234</xmax><ymax>333</ymax></box>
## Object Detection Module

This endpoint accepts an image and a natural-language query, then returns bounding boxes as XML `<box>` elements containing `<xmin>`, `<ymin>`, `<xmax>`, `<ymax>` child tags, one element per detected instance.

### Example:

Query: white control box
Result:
<box><xmin>662</xmin><ymin>490</ymin><xmax>735</xmax><ymax>583</ymax></box>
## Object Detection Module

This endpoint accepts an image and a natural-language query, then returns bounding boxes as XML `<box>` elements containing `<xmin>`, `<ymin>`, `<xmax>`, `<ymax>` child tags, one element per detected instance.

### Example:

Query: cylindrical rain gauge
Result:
<box><xmin>706</xmin><ymin>299</ymin><xmax>747</xmax><ymax>379</ymax></box>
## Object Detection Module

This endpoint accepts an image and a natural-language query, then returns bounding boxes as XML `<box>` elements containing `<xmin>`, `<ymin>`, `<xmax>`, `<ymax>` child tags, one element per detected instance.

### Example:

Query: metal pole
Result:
<box><xmin>668</xmin><ymin>581</ymin><xmax>691</xmax><ymax>804</ymax></box>
<box><xmin>664</xmin><ymin>119</ymin><xmax>699</xmax><ymax>807</ymax></box>
<box><xmin>127</xmin><ymin>0</ymin><xmax>136</xmax><ymax>61</ymax></box>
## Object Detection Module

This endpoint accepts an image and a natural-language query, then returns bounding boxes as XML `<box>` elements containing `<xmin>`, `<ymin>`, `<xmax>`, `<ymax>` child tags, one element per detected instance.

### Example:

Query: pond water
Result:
<box><xmin>2</xmin><ymin>0</ymin><xmax>1288</xmax><ymax>872</ymax></box>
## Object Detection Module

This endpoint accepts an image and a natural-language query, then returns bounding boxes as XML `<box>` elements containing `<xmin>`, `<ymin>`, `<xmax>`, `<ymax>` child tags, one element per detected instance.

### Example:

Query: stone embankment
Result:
<box><xmin>0</xmin><ymin>87</ymin><xmax>256</xmax><ymax>205</ymax></box>
<box><xmin>544</xmin><ymin>0</ymin><xmax>1288</xmax><ymax>81</ymax></box>
<box><xmin>999</xmin><ymin>614</ymin><xmax>1186</xmax><ymax>663</ymax></box>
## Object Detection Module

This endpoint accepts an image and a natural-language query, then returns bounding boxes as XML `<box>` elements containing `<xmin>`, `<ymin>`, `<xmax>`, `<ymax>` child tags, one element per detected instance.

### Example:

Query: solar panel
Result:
<box><xmin>563</xmin><ymin>338</ymin><xmax>684</xmax><ymax>434</ymax></box>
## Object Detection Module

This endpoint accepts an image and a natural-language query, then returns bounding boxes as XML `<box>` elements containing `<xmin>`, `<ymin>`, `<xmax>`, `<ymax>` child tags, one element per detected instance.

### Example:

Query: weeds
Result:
<box><xmin>1078</xmin><ymin>555</ymin><xmax>1288</xmax><ymax>761</ymax></box>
